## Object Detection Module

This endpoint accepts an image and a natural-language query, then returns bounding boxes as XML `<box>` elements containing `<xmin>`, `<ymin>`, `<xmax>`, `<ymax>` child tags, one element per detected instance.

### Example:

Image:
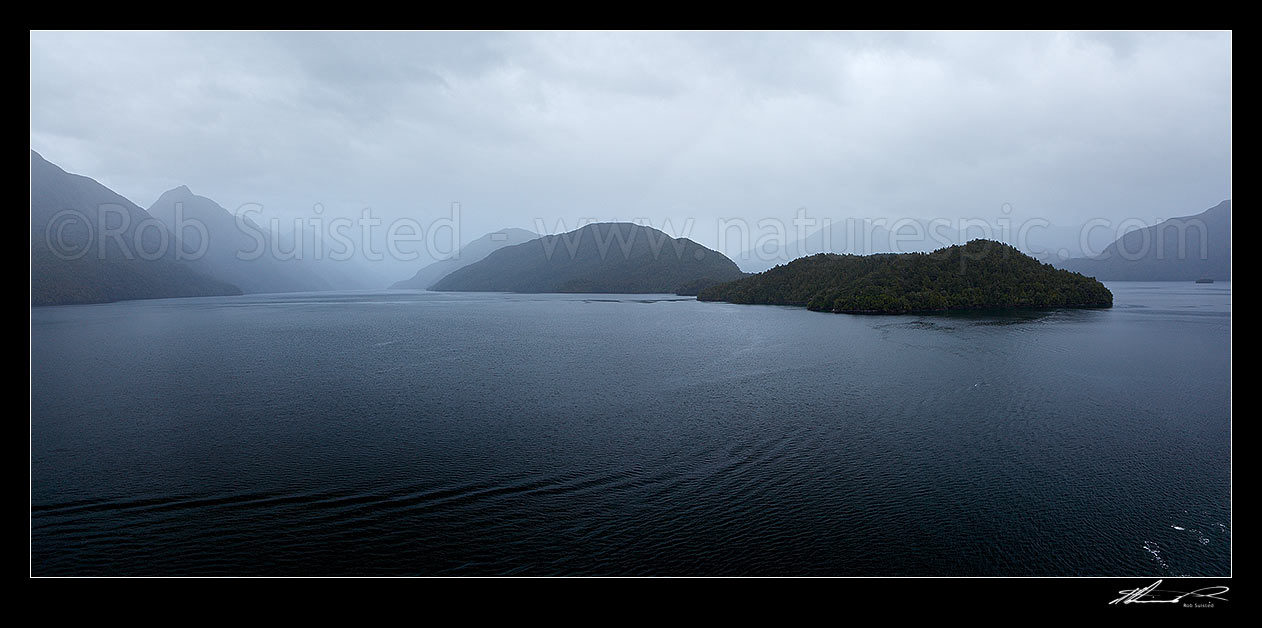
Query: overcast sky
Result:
<box><xmin>30</xmin><ymin>30</ymin><xmax>1231</xmax><ymax>266</ymax></box>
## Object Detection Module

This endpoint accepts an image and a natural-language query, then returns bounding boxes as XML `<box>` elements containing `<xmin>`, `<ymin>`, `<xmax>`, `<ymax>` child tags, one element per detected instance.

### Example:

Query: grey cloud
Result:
<box><xmin>30</xmin><ymin>30</ymin><xmax>1231</xmax><ymax>280</ymax></box>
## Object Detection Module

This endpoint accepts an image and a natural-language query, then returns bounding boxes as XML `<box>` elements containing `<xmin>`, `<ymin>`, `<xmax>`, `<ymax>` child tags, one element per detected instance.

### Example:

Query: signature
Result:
<box><xmin>1110</xmin><ymin>580</ymin><xmax>1229</xmax><ymax>605</ymax></box>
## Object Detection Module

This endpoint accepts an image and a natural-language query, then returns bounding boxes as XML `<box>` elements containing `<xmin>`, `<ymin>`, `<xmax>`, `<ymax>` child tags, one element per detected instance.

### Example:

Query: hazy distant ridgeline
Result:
<box><xmin>431</xmin><ymin>222</ymin><xmax>747</xmax><ymax>294</ymax></box>
<box><xmin>733</xmin><ymin>218</ymin><xmax>971</xmax><ymax>272</ymax></box>
<box><xmin>30</xmin><ymin>151</ymin><xmax>242</xmax><ymax>306</ymax></box>
<box><xmin>30</xmin><ymin>145</ymin><xmax>1229</xmax><ymax>308</ymax></box>
<box><xmin>700</xmin><ymin>240</ymin><xmax>1113</xmax><ymax>313</ymax></box>
<box><xmin>728</xmin><ymin>218</ymin><xmax>1107</xmax><ymax>273</ymax></box>
<box><xmin>1056</xmin><ymin>201</ymin><xmax>1231</xmax><ymax>281</ymax></box>
<box><xmin>147</xmin><ymin>185</ymin><xmax>330</xmax><ymax>294</ymax></box>
<box><xmin>391</xmin><ymin>228</ymin><xmax>538</xmax><ymax>290</ymax></box>
<box><xmin>726</xmin><ymin>204</ymin><xmax>1230</xmax><ymax>277</ymax></box>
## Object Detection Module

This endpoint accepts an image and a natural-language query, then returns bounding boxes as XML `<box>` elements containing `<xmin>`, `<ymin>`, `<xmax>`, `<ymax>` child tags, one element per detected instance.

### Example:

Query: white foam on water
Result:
<box><xmin>1143</xmin><ymin>541</ymin><xmax>1168</xmax><ymax>570</ymax></box>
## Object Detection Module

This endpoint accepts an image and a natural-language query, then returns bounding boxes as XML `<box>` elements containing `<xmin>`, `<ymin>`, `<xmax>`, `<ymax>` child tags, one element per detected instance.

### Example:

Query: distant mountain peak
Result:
<box><xmin>30</xmin><ymin>153</ymin><xmax>242</xmax><ymax>305</ymax></box>
<box><xmin>390</xmin><ymin>227</ymin><xmax>540</xmax><ymax>290</ymax></box>
<box><xmin>145</xmin><ymin>185</ymin><xmax>330</xmax><ymax>294</ymax></box>
<box><xmin>1054</xmin><ymin>200</ymin><xmax>1231</xmax><ymax>281</ymax></box>
<box><xmin>157</xmin><ymin>184</ymin><xmax>196</xmax><ymax>201</ymax></box>
<box><xmin>465</xmin><ymin>227</ymin><xmax>538</xmax><ymax>248</ymax></box>
<box><xmin>431</xmin><ymin>221</ymin><xmax>746</xmax><ymax>294</ymax></box>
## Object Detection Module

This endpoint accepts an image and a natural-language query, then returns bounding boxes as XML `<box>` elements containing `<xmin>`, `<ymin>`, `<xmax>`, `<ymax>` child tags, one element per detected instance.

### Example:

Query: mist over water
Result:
<box><xmin>30</xmin><ymin>283</ymin><xmax>1230</xmax><ymax>576</ymax></box>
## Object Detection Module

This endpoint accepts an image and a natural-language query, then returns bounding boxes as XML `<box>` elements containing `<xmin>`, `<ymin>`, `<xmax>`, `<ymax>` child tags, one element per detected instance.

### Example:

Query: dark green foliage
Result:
<box><xmin>698</xmin><ymin>240</ymin><xmax>1112</xmax><ymax>313</ymax></box>
<box><xmin>673</xmin><ymin>275</ymin><xmax>750</xmax><ymax>296</ymax></box>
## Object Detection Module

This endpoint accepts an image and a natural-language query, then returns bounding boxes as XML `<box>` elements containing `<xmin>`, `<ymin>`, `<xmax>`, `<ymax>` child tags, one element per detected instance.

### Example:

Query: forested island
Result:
<box><xmin>697</xmin><ymin>240</ymin><xmax>1113</xmax><ymax>313</ymax></box>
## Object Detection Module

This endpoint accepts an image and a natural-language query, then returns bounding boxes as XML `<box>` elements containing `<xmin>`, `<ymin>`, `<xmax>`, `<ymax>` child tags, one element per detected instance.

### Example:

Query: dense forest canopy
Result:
<box><xmin>697</xmin><ymin>240</ymin><xmax>1113</xmax><ymax>313</ymax></box>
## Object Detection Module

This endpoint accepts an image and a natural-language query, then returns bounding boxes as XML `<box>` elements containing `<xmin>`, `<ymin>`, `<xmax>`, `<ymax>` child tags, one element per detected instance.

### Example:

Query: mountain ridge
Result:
<box><xmin>1055</xmin><ymin>201</ymin><xmax>1230</xmax><ymax>281</ymax></box>
<box><xmin>147</xmin><ymin>185</ymin><xmax>330</xmax><ymax>294</ymax></box>
<box><xmin>432</xmin><ymin>222</ymin><xmax>746</xmax><ymax>294</ymax></box>
<box><xmin>390</xmin><ymin>228</ymin><xmax>538</xmax><ymax>290</ymax></box>
<box><xmin>30</xmin><ymin>150</ymin><xmax>242</xmax><ymax>306</ymax></box>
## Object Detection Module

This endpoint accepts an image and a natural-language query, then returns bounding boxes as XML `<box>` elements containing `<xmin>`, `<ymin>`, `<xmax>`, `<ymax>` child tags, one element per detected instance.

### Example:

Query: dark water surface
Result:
<box><xmin>30</xmin><ymin>282</ymin><xmax>1231</xmax><ymax>576</ymax></box>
